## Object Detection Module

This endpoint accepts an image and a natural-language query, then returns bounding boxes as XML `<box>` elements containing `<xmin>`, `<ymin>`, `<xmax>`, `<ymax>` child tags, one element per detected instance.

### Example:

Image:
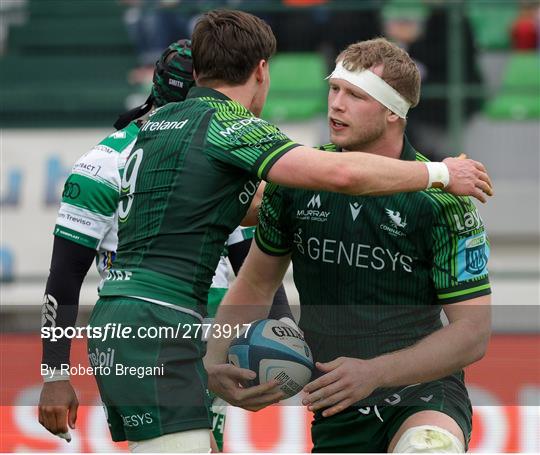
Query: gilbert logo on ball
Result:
<box><xmin>228</xmin><ymin>319</ymin><xmax>314</xmax><ymax>398</ymax></box>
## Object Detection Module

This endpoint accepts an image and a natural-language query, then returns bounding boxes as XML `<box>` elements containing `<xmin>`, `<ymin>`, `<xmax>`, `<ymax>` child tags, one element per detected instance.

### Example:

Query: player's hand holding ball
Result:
<box><xmin>206</xmin><ymin>362</ymin><xmax>285</xmax><ymax>412</ymax></box>
<box><xmin>302</xmin><ymin>357</ymin><xmax>380</xmax><ymax>418</ymax></box>
<box><xmin>208</xmin><ymin>319</ymin><xmax>314</xmax><ymax>411</ymax></box>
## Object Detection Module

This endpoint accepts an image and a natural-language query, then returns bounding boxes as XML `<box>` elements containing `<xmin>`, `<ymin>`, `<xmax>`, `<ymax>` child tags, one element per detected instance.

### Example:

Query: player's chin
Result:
<box><xmin>329</xmin><ymin>134</ymin><xmax>349</xmax><ymax>149</ymax></box>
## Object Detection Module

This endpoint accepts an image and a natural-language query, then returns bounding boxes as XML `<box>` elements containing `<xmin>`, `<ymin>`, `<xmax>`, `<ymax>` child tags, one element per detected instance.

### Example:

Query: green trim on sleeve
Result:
<box><xmin>256</xmin><ymin>141</ymin><xmax>298</xmax><ymax>179</ymax></box>
<box><xmin>437</xmin><ymin>283</ymin><xmax>491</xmax><ymax>301</ymax></box>
<box><xmin>54</xmin><ymin>225</ymin><xmax>99</xmax><ymax>249</ymax></box>
<box><xmin>255</xmin><ymin>229</ymin><xmax>291</xmax><ymax>256</ymax></box>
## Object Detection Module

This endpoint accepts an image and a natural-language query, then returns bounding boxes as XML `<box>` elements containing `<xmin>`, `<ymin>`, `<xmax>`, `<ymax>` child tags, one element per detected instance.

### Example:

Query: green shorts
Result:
<box><xmin>311</xmin><ymin>375</ymin><xmax>472</xmax><ymax>453</ymax></box>
<box><xmin>88</xmin><ymin>296</ymin><xmax>212</xmax><ymax>442</ymax></box>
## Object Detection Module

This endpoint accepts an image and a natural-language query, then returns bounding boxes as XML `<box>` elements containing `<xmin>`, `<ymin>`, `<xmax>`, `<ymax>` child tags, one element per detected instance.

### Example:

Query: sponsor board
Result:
<box><xmin>0</xmin><ymin>334</ymin><xmax>538</xmax><ymax>453</ymax></box>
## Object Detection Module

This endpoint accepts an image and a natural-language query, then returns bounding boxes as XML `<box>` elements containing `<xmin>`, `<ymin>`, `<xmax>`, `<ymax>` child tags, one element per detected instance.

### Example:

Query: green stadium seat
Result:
<box><xmin>485</xmin><ymin>94</ymin><xmax>540</xmax><ymax>120</ymax></box>
<box><xmin>8</xmin><ymin>18</ymin><xmax>132</xmax><ymax>54</ymax></box>
<box><xmin>0</xmin><ymin>0</ymin><xmax>137</xmax><ymax>126</ymax></box>
<box><xmin>467</xmin><ymin>2</ymin><xmax>518</xmax><ymax>50</ymax></box>
<box><xmin>500</xmin><ymin>53</ymin><xmax>540</xmax><ymax>89</ymax></box>
<box><xmin>484</xmin><ymin>52</ymin><xmax>540</xmax><ymax>120</ymax></box>
<box><xmin>263</xmin><ymin>53</ymin><xmax>327</xmax><ymax>122</ymax></box>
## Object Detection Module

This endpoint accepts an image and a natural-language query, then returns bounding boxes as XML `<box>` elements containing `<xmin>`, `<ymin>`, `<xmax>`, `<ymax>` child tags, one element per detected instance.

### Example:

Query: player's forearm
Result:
<box><xmin>340</xmin><ymin>153</ymin><xmax>429</xmax><ymax>196</ymax></box>
<box><xmin>371</xmin><ymin>317</ymin><xmax>490</xmax><ymax>388</ymax></box>
<box><xmin>268</xmin><ymin>147</ymin><xmax>429</xmax><ymax>195</ymax></box>
<box><xmin>41</xmin><ymin>237</ymin><xmax>95</xmax><ymax>375</ymax></box>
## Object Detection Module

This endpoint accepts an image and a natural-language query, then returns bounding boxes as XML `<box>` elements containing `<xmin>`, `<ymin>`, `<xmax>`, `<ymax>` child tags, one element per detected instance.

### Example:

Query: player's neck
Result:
<box><xmin>344</xmin><ymin>131</ymin><xmax>403</xmax><ymax>159</ymax></box>
<box><xmin>212</xmin><ymin>84</ymin><xmax>257</xmax><ymax>114</ymax></box>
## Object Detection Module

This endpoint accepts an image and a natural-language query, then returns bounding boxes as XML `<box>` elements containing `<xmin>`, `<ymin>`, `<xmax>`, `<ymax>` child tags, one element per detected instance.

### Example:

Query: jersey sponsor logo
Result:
<box><xmin>297</xmin><ymin>194</ymin><xmax>331</xmax><ymax>222</ymax></box>
<box><xmin>380</xmin><ymin>208</ymin><xmax>407</xmax><ymax>237</ymax></box>
<box><xmin>121</xmin><ymin>412</ymin><xmax>154</xmax><ymax>428</ymax></box>
<box><xmin>88</xmin><ymin>347</ymin><xmax>115</xmax><ymax>368</ymax></box>
<box><xmin>41</xmin><ymin>294</ymin><xmax>58</xmax><ymax>328</ymax></box>
<box><xmin>73</xmin><ymin>161</ymin><xmax>101</xmax><ymax>176</ymax></box>
<box><xmin>453</xmin><ymin>210</ymin><xmax>483</xmax><ymax>233</ymax></box>
<box><xmin>307</xmin><ymin>194</ymin><xmax>321</xmax><ymax>209</ymax></box>
<box><xmin>457</xmin><ymin>233</ymin><xmax>489</xmax><ymax>281</ymax></box>
<box><xmin>238</xmin><ymin>179</ymin><xmax>259</xmax><ymax>205</ymax></box>
<box><xmin>218</xmin><ymin>117</ymin><xmax>266</xmax><ymax>138</ymax></box>
<box><xmin>106</xmin><ymin>269</ymin><xmax>133</xmax><ymax>281</ymax></box>
<box><xmin>58</xmin><ymin>212</ymin><xmax>92</xmax><ymax>227</ymax></box>
<box><xmin>62</xmin><ymin>181</ymin><xmax>81</xmax><ymax>199</ymax></box>
<box><xmin>349</xmin><ymin>202</ymin><xmax>363</xmax><ymax>221</ymax></box>
<box><xmin>140</xmin><ymin>118</ymin><xmax>189</xmax><ymax>132</ymax></box>
<box><xmin>295</xmin><ymin>233</ymin><xmax>414</xmax><ymax>273</ymax></box>
<box><xmin>109</xmin><ymin>130</ymin><xmax>126</xmax><ymax>139</ymax></box>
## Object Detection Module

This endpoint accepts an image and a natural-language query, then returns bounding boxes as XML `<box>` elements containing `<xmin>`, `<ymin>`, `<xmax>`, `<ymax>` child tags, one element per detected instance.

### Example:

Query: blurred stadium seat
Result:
<box><xmin>484</xmin><ymin>52</ymin><xmax>540</xmax><ymax>120</ymax></box>
<box><xmin>467</xmin><ymin>1</ymin><xmax>518</xmax><ymax>50</ymax></box>
<box><xmin>263</xmin><ymin>52</ymin><xmax>327</xmax><ymax>122</ymax></box>
<box><xmin>0</xmin><ymin>0</ymin><xmax>135</xmax><ymax>127</ymax></box>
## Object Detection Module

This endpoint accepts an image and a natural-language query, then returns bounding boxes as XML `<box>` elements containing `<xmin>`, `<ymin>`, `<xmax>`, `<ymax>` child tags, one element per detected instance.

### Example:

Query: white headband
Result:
<box><xmin>327</xmin><ymin>61</ymin><xmax>411</xmax><ymax>118</ymax></box>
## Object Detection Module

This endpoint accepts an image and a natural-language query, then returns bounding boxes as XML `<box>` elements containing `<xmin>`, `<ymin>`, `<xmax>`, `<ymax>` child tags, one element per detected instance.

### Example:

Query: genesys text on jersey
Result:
<box><xmin>295</xmin><ymin>235</ymin><xmax>414</xmax><ymax>273</ymax></box>
<box><xmin>41</xmin><ymin>322</ymin><xmax>252</xmax><ymax>343</ymax></box>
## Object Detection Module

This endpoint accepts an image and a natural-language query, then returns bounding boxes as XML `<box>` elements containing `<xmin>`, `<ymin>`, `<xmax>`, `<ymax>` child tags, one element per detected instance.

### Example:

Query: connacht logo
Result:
<box><xmin>385</xmin><ymin>209</ymin><xmax>407</xmax><ymax>229</ymax></box>
<box><xmin>307</xmin><ymin>194</ymin><xmax>321</xmax><ymax>209</ymax></box>
<box><xmin>349</xmin><ymin>202</ymin><xmax>362</xmax><ymax>221</ymax></box>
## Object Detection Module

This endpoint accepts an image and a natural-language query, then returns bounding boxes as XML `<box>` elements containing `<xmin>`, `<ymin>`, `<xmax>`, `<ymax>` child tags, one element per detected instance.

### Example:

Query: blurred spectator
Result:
<box><xmin>120</xmin><ymin>0</ymin><xmax>189</xmax><ymax>84</ymax></box>
<box><xmin>511</xmin><ymin>1</ymin><xmax>539</xmax><ymax>50</ymax></box>
<box><xmin>273</xmin><ymin>0</ymin><xmax>382</xmax><ymax>71</ymax></box>
<box><xmin>385</xmin><ymin>1</ymin><xmax>483</xmax><ymax>160</ymax></box>
<box><xmin>0</xmin><ymin>0</ymin><xmax>27</xmax><ymax>55</ymax></box>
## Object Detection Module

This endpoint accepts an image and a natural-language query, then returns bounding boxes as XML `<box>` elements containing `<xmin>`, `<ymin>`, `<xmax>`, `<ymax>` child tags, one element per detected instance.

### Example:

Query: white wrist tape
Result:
<box><xmin>43</xmin><ymin>369</ymin><xmax>70</xmax><ymax>383</ymax></box>
<box><xmin>425</xmin><ymin>162</ymin><xmax>450</xmax><ymax>189</ymax></box>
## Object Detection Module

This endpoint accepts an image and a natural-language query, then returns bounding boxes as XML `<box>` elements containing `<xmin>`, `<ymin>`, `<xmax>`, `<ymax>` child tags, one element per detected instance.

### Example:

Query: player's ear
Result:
<box><xmin>387</xmin><ymin>110</ymin><xmax>401</xmax><ymax>124</ymax></box>
<box><xmin>255</xmin><ymin>59</ymin><xmax>267</xmax><ymax>85</ymax></box>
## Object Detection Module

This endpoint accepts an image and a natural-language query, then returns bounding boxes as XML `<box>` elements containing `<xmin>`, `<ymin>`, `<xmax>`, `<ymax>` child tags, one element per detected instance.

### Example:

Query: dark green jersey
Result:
<box><xmin>256</xmin><ymin>139</ymin><xmax>491</xmax><ymax>362</ymax></box>
<box><xmin>99</xmin><ymin>87</ymin><xmax>298</xmax><ymax>316</ymax></box>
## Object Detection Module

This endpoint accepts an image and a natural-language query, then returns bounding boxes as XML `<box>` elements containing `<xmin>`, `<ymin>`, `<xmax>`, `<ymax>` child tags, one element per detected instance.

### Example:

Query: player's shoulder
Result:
<box><xmin>318</xmin><ymin>143</ymin><xmax>338</xmax><ymax>152</ymax></box>
<box><xmin>68</xmin><ymin>124</ymin><xmax>139</xmax><ymax>189</ymax></box>
<box><xmin>415</xmin><ymin>153</ymin><xmax>483</xmax><ymax>232</ymax></box>
<box><xmin>96</xmin><ymin>122</ymin><xmax>140</xmax><ymax>154</ymax></box>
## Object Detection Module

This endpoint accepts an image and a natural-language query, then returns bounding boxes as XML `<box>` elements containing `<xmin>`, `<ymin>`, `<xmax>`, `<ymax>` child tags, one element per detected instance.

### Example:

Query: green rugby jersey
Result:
<box><xmin>99</xmin><ymin>87</ymin><xmax>298</xmax><ymax>316</ymax></box>
<box><xmin>54</xmin><ymin>122</ymin><xmax>140</xmax><ymax>279</ymax></box>
<box><xmin>256</xmin><ymin>139</ymin><xmax>491</xmax><ymax>362</ymax></box>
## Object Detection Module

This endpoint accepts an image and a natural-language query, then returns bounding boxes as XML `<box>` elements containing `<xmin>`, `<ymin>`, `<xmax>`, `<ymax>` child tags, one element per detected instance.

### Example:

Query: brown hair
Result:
<box><xmin>336</xmin><ymin>37</ymin><xmax>421</xmax><ymax>108</ymax></box>
<box><xmin>192</xmin><ymin>10</ymin><xmax>277</xmax><ymax>86</ymax></box>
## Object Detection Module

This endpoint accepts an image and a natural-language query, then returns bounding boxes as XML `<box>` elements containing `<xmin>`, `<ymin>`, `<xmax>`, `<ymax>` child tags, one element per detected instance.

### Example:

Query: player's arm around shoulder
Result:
<box><xmin>266</xmin><ymin>146</ymin><xmax>493</xmax><ymax>201</ymax></box>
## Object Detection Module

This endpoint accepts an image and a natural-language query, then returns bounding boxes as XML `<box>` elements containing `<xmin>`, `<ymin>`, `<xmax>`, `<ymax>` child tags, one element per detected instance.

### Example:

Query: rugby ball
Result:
<box><xmin>228</xmin><ymin>319</ymin><xmax>314</xmax><ymax>398</ymax></box>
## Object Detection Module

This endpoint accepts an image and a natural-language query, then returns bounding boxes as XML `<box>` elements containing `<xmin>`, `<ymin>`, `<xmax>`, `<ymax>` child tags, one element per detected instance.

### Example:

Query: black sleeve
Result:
<box><xmin>227</xmin><ymin>237</ymin><xmax>295</xmax><ymax>323</ymax></box>
<box><xmin>267</xmin><ymin>284</ymin><xmax>294</xmax><ymax>321</ymax></box>
<box><xmin>41</xmin><ymin>236</ymin><xmax>96</xmax><ymax>370</ymax></box>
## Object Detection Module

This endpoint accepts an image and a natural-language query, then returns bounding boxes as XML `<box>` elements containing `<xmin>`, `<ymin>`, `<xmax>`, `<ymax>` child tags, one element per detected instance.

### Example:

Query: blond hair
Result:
<box><xmin>336</xmin><ymin>38</ymin><xmax>421</xmax><ymax>108</ymax></box>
